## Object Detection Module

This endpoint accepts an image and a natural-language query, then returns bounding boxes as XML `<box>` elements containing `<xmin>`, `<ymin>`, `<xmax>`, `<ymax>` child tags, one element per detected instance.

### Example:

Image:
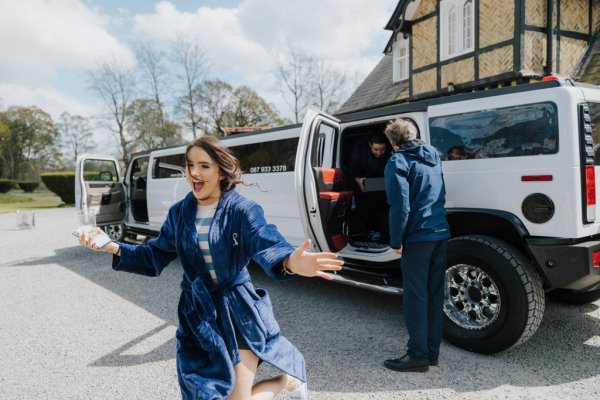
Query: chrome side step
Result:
<box><xmin>325</xmin><ymin>273</ymin><xmax>403</xmax><ymax>295</ymax></box>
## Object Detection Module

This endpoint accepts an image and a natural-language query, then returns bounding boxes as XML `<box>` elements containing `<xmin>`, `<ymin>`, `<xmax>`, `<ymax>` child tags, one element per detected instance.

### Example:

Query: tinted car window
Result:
<box><xmin>430</xmin><ymin>102</ymin><xmax>558</xmax><ymax>160</ymax></box>
<box><xmin>230</xmin><ymin>137</ymin><xmax>299</xmax><ymax>173</ymax></box>
<box><xmin>153</xmin><ymin>154</ymin><xmax>186</xmax><ymax>179</ymax></box>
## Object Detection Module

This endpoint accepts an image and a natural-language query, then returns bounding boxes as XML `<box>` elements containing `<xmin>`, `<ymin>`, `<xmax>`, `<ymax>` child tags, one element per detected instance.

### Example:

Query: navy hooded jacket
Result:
<box><xmin>384</xmin><ymin>140</ymin><xmax>450</xmax><ymax>249</ymax></box>
<box><xmin>111</xmin><ymin>190</ymin><xmax>305</xmax><ymax>399</ymax></box>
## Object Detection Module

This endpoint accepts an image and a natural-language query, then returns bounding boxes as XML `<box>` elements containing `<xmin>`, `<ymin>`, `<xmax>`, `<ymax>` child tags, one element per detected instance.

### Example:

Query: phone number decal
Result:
<box><xmin>248</xmin><ymin>165</ymin><xmax>287</xmax><ymax>173</ymax></box>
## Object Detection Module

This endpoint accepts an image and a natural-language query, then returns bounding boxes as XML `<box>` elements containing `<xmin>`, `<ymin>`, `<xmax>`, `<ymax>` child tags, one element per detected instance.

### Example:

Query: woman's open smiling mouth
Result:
<box><xmin>192</xmin><ymin>181</ymin><xmax>205</xmax><ymax>192</ymax></box>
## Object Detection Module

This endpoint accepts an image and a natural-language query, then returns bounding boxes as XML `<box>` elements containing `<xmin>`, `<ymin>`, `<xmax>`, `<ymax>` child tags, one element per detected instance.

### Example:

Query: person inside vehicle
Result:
<box><xmin>77</xmin><ymin>136</ymin><xmax>343</xmax><ymax>400</ymax></box>
<box><xmin>348</xmin><ymin>132</ymin><xmax>391</xmax><ymax>242</ymax></box>
<box><xmin>447</xmin><ymin>145</ymin><xmax>470</xmax><ymax>160</ymax></box>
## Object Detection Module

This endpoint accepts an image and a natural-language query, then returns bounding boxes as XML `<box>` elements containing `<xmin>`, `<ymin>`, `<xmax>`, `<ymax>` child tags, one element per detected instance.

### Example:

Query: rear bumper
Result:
<box><xmin>527</xmin><ymin>238</ymin><xmax>600</xmax><ymax>291</ymax></box>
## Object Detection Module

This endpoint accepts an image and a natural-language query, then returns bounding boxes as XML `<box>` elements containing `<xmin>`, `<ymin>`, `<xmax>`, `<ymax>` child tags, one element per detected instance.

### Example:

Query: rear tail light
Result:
<box><xmin>593</xmin><ymin>250</ymin><xmax>600</xmax><ymax>268</ymax></box>
<box><xmin>584</xmin><ymin>166</ymin><xmax>596</xmax><ymax>223</ymax></box>
<box><xmin>586</xmin><ymin>166</ymin><xmax>596</xmax><ymax>205</ymax></box>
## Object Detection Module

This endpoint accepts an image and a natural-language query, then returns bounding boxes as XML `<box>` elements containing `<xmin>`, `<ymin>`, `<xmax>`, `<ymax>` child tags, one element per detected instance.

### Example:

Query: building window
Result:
<box><xmin>392</xmin><ymin>35</ymin><xmax>409</xmax><ymax>82</ymax></box>
<box><xmin>441</xmin><ymin>0</ymin><xmax>475</xmax><ymax>61</ymax></box>
<box><xmin>448</xmin><ymin>6</ymin><xmax>457</xmax><ymax>56</ymax></box>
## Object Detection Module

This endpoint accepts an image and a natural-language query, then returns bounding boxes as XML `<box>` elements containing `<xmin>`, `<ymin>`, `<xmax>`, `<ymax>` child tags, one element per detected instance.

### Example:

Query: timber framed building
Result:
<box><xmin>340</xmin><ymin>0</ymin><xmax>600</xmax><ymax>114</ymax></box>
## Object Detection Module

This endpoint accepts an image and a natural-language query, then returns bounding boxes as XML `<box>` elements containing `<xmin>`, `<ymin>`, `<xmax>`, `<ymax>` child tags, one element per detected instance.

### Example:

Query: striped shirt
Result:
<box><xmin>196</xmin><ymin>203</ymin><xmax>218</xmax><ymax>283</ymax></box>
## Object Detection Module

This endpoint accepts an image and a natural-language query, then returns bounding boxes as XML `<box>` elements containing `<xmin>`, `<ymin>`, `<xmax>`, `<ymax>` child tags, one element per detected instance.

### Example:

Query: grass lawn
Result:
<box><xmin>0</xmin><ymin>189</ymin><xmax>72</xmax><ymax>214</ymax></box>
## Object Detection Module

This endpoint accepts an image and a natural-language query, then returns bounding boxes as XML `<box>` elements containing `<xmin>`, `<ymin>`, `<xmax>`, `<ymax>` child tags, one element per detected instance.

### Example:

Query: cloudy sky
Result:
<box><xmin>0</xmin><ymin>0</ymin><xmax>397</xmax><ymax>132</ymax></box>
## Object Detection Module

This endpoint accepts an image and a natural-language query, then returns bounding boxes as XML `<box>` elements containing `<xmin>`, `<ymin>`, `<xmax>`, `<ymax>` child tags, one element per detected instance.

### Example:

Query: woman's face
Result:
<box><xmin>186</xmin><ymin>146</ymin><xmax>224</xmax><ymax>206</ymax></box>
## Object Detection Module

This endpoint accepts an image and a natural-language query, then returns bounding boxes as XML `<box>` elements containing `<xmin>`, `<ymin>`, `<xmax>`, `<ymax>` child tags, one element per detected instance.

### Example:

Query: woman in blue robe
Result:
<box><xmin>79</xmin><ymin>136</ymin><xmax>343</xmax><ymax>399</ymax></box>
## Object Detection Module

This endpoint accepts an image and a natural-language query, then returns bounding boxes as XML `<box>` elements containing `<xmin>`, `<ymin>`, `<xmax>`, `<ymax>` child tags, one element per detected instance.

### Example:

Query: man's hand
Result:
<box><xmin>355</xmin><ymin>177</ymin><xmax>366</xmax><ymax>192</ymax></box>
<box><xmin>392</xmin><ymin>245</ymin><xmax>403</xmax><ymax>255</ymax></box>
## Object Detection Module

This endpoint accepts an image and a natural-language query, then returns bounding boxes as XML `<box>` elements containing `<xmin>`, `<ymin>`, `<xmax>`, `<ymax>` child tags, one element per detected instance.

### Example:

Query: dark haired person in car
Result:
<box><xmin>348</xmin><ymin>132</ymin><xmax>391</xmax><ymax>242</ymax></box>
<box><xmin>447</xmin><ymin>145</ymin><xmax>469</xmax><ymax>160</ymax></box>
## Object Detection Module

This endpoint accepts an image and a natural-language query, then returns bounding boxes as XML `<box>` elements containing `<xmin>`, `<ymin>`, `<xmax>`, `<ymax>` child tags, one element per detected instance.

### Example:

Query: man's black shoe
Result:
<box><xmin>384</xmin><ymin>354</ymin><xmax>429</xmax><ymax>372</ymax></box>
<box><xmin>429</xmin><ymin>359</ymin><xmax>438</xmax><ymax>367</ymax></box>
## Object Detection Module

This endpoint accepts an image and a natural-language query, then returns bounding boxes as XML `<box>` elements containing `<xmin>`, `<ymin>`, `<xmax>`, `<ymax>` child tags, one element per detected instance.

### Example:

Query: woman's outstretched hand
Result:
<box><xmin>78</xmin><ymin>226</ymin><xmax>119</xmax><ymax>254</ymax></box>
<box><xmin>285</xmin><ymin>239</ymin><xmax>343</xmax><ymax>280</ymax></box>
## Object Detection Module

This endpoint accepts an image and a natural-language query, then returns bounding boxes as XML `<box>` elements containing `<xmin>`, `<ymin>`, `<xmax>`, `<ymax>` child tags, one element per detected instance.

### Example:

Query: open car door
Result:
<box><xmin>75</xmin><ymin>155</ymin><xmax>126</xmax><ymax>226</ymax></box>
<box><xmin>295</xmin><ymin>108</ymin><xmax>352</xmax><ymax>253</ymax></box>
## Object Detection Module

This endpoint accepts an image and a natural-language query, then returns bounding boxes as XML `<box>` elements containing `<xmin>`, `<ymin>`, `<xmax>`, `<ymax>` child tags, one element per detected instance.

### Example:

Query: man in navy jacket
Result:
<box><xmin>382</xmin><ymin>118</ymin><xmax>450</xmax><ymax>372</ymax></box>
<box><xmin>348</xmin><ymin>133</ymin><xmax>391</xmax><ymax>241</ymax></box>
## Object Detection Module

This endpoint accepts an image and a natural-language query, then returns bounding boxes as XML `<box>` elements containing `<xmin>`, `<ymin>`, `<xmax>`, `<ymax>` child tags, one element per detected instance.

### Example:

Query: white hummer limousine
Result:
<box><xmin>76</xmin><ymin>78</ymin><xmax>600</xmax><ymax>354</ymax></box>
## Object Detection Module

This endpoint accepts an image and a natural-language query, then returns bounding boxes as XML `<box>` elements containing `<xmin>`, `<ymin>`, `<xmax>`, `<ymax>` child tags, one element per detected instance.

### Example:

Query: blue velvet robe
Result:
<box><xmin>112</xmin><ymin>190</ymin><xmax>306</xmax><ymax>399</ymax></box>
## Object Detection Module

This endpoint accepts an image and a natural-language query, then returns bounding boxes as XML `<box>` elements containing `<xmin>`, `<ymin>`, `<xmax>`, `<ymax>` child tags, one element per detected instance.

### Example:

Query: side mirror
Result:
<box><xmin>98</xmin><ymin>170</ymin><xmax>113</xmax><ymax>182</ymax></box>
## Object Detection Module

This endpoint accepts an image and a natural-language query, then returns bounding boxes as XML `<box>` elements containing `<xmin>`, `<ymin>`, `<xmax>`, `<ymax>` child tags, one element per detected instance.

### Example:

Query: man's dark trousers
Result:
<box><xmin>400</xmin><ymin>240</ymin><xmax>447</xmax><ymax>362</ymax></box>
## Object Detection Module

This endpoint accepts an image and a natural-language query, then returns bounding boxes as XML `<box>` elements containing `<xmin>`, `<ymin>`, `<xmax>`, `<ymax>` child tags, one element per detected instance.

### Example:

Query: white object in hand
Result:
<box><xmin>73</xmin><ymin>225</ymin><xmax>112</xmax><ymax>248</ymax></box>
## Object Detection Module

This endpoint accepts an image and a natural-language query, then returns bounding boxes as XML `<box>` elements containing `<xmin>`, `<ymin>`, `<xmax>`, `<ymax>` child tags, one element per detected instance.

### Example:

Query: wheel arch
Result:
<box><xmin>446</xmin><ymin>208</ymin><xmax>529</xmax><ymax>249</ymax></box>
<box><xmin>446</xmin><ymin>208</ymin><xmax>550</xmax><ymax>288</ymax></box>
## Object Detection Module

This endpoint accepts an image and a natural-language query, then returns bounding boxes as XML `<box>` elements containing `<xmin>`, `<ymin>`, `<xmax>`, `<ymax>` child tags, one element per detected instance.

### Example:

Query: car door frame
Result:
<box><xmin>75</xmin><ymin>155</ymin><xmax>126</xmax><ymax>226</ymax></box>
<box><xmin>295</xmin><ymin>108</ymin><xmax>342</xmax><ymax>252</ymax></box>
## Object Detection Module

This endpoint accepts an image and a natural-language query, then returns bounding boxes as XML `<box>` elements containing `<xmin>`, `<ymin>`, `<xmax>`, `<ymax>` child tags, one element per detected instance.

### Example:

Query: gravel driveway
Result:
<box><xmin>1</xmin><ymin>208</ymin><xmax>599</xmax><ymax>399</ymax></box>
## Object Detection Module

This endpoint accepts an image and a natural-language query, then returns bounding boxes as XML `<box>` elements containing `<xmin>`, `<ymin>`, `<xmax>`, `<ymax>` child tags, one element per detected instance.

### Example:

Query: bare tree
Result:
<box><xmin>274</xmin><ymin>46</ymin><xmax>314</xmax><ymax>123</ymax></box>
<box><xmin>56</xmin><ymin>111</ymin><xmax>95</xmax><ymax>168</ymax></box>
<box><xmin>134</xmin><ymin>41</ymin><xmax>171</xmax><ymax>148</ymax></box>
<box><xmin>311</xmin><ymin>59</ymin><xmax>350</xmax><ymax>114</ymax></box>
<box><xmin>172</xmin><ymin>36</ymin><xmax>210</xmax><ymax>139</ymax></box>
<box><xmin>275</xmin><ymin>45</ymin><xmax>362</xmax><ymax>119</ymax></box>
<box><xmin>88</xmin><ymin>57</ymin><xmax>136</xmax><ymax>164</ymax></box>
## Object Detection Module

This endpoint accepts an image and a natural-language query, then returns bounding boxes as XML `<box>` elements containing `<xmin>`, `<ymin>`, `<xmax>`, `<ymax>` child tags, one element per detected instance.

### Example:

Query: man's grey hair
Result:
<box><xmin>384</xmin><ymin>118</ymin><xmax>418</xmax><ymax>146</ymax></box>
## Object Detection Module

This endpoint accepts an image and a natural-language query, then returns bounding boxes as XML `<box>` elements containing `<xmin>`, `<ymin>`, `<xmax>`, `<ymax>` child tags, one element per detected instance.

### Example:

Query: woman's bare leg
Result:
<box><xmin>230</xmin><ymin>350</ymin><xmax>300</xmax><ymax>400</ymax></box>
<box><xmin>251</xmin><ymin>374</ymin><xmax>287</xmax><ymax>400</ymax></box>
<box><xmin>230</xmin><ymin>350</ymin><xmax>259</xmax><ymax>400</ymax></box>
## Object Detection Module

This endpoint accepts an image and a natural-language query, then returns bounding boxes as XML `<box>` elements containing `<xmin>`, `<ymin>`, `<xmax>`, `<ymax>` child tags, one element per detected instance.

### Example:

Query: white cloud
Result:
<box><xmin>0</xmin><ymin>0</ymin><xmax>398</xmax><ymax>125</ymax></box>
<box><xmin>0</xmin><ymin>0</ymin><xmax>134</xmax><ymax>85</ymax></box>
<box><xmin>130</xmin><ymin>0</ymin><xmax>397</xmax><ymax>118</ymax></box>
<box><xmin>132</xmin><ymin>2</ymin><xmax>273</xmax><ymax>79</ymax></box>
<box><xmin>238</xmin><ymin>0</ymin><xmax>396</xmax><ymax>59</ymax></box>
<box><xmin>0</xmin><ymin>83</ymin><xmax>99</xmax><ymax>120</ymax></box>
<box><xmin>131</xmin><ymin>0</ymin><xmax>396</xmax><ymax>77</ymax></box>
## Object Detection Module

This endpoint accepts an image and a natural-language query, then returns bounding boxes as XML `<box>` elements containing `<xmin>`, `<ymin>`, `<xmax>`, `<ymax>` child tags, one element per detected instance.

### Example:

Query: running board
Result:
<box><xmin>325</xmin><ymin>273</ymin><xmax>403</xmax><ymax>295</ymax></box>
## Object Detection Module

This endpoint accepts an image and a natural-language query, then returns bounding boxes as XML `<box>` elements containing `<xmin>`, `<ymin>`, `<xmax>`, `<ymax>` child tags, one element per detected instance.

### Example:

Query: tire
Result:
<box><xmin>443</xmin><ymin>235</ymin><xmax>545</xmax><ymax>354</ymax></box>
<box><xmin>103</xmin><ymin>224</ymin><xmax>125</xmax><ymax>242</ymax></box>
<box><xmin>549</xmin><ymin>288</ymin><xmax>600</xmax><ymax>305</ymax></box>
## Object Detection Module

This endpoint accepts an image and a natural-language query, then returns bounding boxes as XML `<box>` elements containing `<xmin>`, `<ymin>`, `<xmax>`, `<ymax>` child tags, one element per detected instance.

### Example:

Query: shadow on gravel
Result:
<box><xmin>90</xmin><ymin>322</ymin><xmax>175</xmax><ymax>367</ymax></box>
<box><xmin>13</xmin><ymin>245</ymin><xmax>181</xmax><ymax>367</ymax></box>
<box><xmin>16</xmin><ymin>244</ymin><xmax>600</xmax><ymax>395</ymax></box>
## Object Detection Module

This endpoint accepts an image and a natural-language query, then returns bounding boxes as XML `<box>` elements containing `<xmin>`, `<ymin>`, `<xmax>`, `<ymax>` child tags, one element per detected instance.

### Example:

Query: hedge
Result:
<box><xmin>17</xmin><ymin>181</ymin><xmax>40</xmax><ymax>193</ymax></box>
<box><xmin>40</xmin><ymin>172</ymin><xmax>75</xmax><ymax>204</ymax></box>
<box><xmin>0</xmin><ymin>179</ymin><xmax>16</xmax><ymax>193</ymax></box>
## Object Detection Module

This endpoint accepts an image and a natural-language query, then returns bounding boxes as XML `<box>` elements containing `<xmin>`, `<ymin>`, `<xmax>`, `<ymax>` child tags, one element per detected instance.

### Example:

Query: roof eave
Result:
<box><xmin>384</xmin><ymin>0</ymin><xmax>411</xmax><ymax>30</ymax></box>
<box><xmin>383</xmin><ymin>0</ymin><xmax>413</xmax><ymax>54</ymax></box>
